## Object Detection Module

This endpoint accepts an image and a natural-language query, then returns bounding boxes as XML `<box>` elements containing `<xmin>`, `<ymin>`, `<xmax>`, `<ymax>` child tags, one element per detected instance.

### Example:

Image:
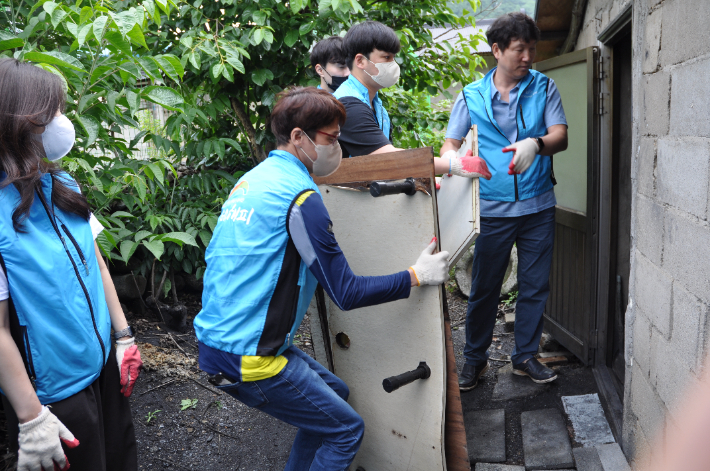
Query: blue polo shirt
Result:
<box><xmin>446</xmin><ymin>70</ymin><xmax>567</xmax><ymax>217</ymax></box>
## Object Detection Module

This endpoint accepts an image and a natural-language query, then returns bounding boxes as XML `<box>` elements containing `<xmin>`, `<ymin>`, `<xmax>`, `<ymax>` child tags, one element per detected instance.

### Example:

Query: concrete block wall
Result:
<box><xmin>573</xmin><ymin>0</ymin><xmax>710</xmax><ymax>466</ymax></box>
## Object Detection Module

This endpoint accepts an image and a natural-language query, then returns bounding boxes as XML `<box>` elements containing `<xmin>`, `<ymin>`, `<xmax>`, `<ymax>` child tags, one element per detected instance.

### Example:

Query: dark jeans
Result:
<box><xmin>216</xmin><ymin>347</ymin><xmax>364</xmax><ymax>471</ymax></box>
<box><xmin>2</xmin><ymin>345</ymin><xmax>137</xmax><ymax>471</ymax></box>
<box><xmin>464</xmin><ymin>206</ymin><xmax>556</xmax><ymax>366</ymax></box>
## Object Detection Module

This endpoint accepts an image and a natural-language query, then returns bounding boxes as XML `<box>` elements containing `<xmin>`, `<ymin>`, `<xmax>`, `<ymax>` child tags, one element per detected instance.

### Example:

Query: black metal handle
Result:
<box><xmin>382</xmin><ymin>361</ymin><xmax>431</xmax><ymax>393</ymax></box>
<box><xmin>369</xmin><ymin>178</ymin><xmax>417</xmax><ymax>197</ymax></box>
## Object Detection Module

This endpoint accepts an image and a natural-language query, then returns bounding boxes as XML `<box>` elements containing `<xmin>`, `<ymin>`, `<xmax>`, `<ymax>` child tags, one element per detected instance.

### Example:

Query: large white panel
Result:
<box><xmin>319</xmin><ymin>186</ymin><xmax>446</xmax><ymax>471</ymax></box>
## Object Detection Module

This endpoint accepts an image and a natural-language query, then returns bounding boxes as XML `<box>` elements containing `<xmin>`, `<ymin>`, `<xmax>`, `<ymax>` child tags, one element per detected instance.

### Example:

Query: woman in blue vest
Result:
<box><xmin>0</xmin><ymin>59</ymin><xmax>142</xmax><ymax>470</ymax></box>
<box><xmin>195</xmin><ymin>86</ymin><xmax>450</xmax><ymax>470</ymax></box>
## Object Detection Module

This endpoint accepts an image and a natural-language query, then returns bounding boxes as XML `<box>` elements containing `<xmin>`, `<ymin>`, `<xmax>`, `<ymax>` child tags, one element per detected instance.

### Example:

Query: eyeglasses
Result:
<box><xmin>316</xmin><ymin>130</ymin><xmax>341</xmax><ymax>140</ymax></box>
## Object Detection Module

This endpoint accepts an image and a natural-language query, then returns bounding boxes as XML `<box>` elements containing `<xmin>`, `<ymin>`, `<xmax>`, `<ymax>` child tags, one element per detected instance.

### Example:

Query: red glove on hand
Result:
<box><xmin>116</xmin><ymin>338</ymin><xmax>143</xmax><ymax>397</ymax></box>
<box><xmin>449</xmin><ymin>150</ymin><xmax>492</xmax><ymax>180</ymax></box>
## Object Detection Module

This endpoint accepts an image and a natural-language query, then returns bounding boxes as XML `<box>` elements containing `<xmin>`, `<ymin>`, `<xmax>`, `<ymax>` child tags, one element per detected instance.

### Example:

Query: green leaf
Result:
<box><xmin>251</xmin><ymin>69</ymin><xmax>273</xmax><ymax>86</ymax></box>
<box><xmin>110</xmin><ymin>9</ymin><xmax>137</xmax><ymax>38</ymax></box>
<box><xmin>134</xmin><ymin>230</ymin><xmax>152</xmax><ymax>242</ymax></box>
<box><xmin>299</xmin><ymin>22</ymin><xmax>313</xmax><ymax>36</ymax></box>
<box><xmin>77</xmin><ymin>23</ymin><xmax>93</xmax><ymax>47</ymax></box>
<box><xmin>210</xmin><ymin>63</ymin><xmax>224</xmax><ymax>80</ymax></box>
<box><xmin>78</xmin><ymin>115</ymin><xmax>100</xmax><ymax>145</ymax></box>
<box><xmin>127</xmin><ymin>24</ymin><xmax>149</xmax><ymax>50</ymax></box>
<box><xmin>252</xmin><ymin>10</ymin><xmax>267</xmax><ymax>25</ymax></box>
<box><xmin>79</xmin><ymin>6</ymin><xmax>93</xmax><ymax>24</ymax></box>
<box><xmin>146</xmin><ymin>162</ymin><xmax>164</xmax><ymax>185</ymax></box>
<box><xmin>188</xmin><ymin>51</ymin><xmax>201</xmax><ymax>70</ymax></box>
<box><xmin>118</xmin><ymin>61</ymin><xmax>141</xmax><ymax>80</ymax></box>
<box><xmin>112</xmin><ymin>211</ymin><xmax>135</xmax><ymax>218</ymax></box>
<box><xmin>142</xmin><ymin>86</ymin><xmax>184</xmax><ymax>111</ymax></box>
<box><xmin>222</xmin><ymin>64</ymin><xmax>234</xmax><ymax>82</ymax></box>
<box><xmin>90</xmin><ymin>65</ymin><xmax>113</xmax><ymax>85</ymax></box>
<box><xmin>224</xmin><ymin>55</ymin><xmax>244</xmax><ymax>74</ymax></box>
<box><xmin>119</xmin><ymin>240</ymin><xmax>139</xmax><ymax>262</ymax></box>
<box><xmin>24</xmin><ymin>51</ymin><xmax>86</xmax><ymax>73</ymax></box>
<box><xmin>290</xmin><ymin>0</ymin><xmax>306</xmax><ymax>13</ymax></box>
<box><xmin>284</xmin><ymin>30</ymin><xmax>299</xmax><ymax>48</ymax></box>
<box><xmin>35</xmin><ymin>64</ymin><xmax>68</xmax><ymax>92</ymax></box>
<box><xmin>42</xmin><ymin>1</ymin><xmax>58</xmax><ymax>15</ymax></box>
<box><xmin>51</xmin><ymin>8</ymin><xmax>68</xmax><ymax>29</ymax></box>
<box><xmin>142</xmin><ymin>239</ymin><xmax>164</xmax><ymax>260</ymax></box>
<box><xmin>0</xmin><ymin>32</ymin><xmax>24</xmax><ymax>51</ymax></box>
<box><xmin>137</xmin><ymin>57</ymin><xmax>163</xmax><ymax>83</ymax></box>
<box><xmin>252</xmin><ymin>29</ymin><xmax>264</xmax><ymax>46</ymax></box>
<box><xmin>198</xmin><ymin>230</ymin><xmax>212</xmax><ymax>247</ymax></box>
<box><xmin>93</xmin><ymin>15</ymin><xmax>109</xmax><ymax>41</ymax></box>
<box><xmin>159</xmin><ymin>232</ymin><xmax>198</xmax><ymax>247</ymax></box>
<box><xmin>179</xmin><ymin>35</ymin><xmax>193</xmax><ymax>48</ymax></box>
<box><xmin>66</xmin><ymin>22</ymin><xmax>79</xmax><ymax>38</ymax></box>
<box><xmin>104</xmin><ymin>30</ymin><xmax>132</xmax><ymax>56</ymax></box>
<box><xmin>263</xmin><ymin>30</ymin><xmax>274</xmax><ymax>44</ymax></box>
<box><xmin>156</xmin><ymin>54</ymin><xmax>184</xmax><ymax>82</ymax></box>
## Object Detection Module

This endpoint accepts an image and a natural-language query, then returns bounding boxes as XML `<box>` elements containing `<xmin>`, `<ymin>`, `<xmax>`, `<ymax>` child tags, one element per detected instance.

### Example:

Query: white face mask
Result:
<box><xmin>364</xmin><ymin>58</ymin><xmax>400</xmax><ymax>88</ymax></box>
<box><xmin>298</xmin><ymin>132</ymin><xmax>343</xmax><ymax>177</ymax></box>
<box><xmin>39</xmin><ymin>115</ymin><xmax>76</xmax><ymax>161</ymax></box>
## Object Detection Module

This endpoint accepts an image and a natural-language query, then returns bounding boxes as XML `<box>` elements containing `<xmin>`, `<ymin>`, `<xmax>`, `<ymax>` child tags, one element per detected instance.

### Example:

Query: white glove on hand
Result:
<box><xmin>18</xmin><ymin>406</ymin><xmax>79</xmax><ymax>471</ymax></box>
<box><xmin>442</xmin><ymin>149</ymin><xmax>492</xmax><ymax>179</ymax></box>
<box><xmin>115</xmin><ymin>336</ymin><xmax>135</xmax><ymax>373</ymax></box>
<box><xmin>410</xmin><ymin>238</ymin><xmax>450</xmax><ymax>286</ymax></box>
<box><xmin>503</xmin><ymin>137</ymin><xmax>539</xmax><ymax>174</ymax></box>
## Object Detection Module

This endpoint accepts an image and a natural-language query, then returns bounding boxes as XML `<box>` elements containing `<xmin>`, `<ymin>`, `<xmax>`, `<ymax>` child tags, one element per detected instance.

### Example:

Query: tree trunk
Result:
<box><xmin>230</xmin><ymin>97</ymin><xmax>266</xmax><ymax>165</ymax></box>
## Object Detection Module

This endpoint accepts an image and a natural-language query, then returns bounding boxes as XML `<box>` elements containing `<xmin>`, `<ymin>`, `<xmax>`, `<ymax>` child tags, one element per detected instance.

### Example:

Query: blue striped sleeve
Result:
<box><xmin>287</xmin><ymin>191</ymin><xmax>411</xmax><ymax>311</ymax></box>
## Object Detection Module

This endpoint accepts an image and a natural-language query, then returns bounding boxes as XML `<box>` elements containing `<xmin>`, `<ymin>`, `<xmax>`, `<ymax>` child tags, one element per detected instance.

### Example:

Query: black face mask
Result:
<box><xmin>321</xmin><ymin>67</ymin><xmax>348</xmax><ymax>92</ymax></box>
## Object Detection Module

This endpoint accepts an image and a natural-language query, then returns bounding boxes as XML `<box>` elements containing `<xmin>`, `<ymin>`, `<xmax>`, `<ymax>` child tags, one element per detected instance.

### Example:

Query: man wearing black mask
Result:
<box><xmin>310</xmin><ymin>36</ymin><xmax>350</xmax><ymax>94</ymax></box>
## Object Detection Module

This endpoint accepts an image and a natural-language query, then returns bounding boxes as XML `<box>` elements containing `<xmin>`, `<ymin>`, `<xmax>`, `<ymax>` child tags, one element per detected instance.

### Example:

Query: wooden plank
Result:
<box><xmin>443</xmin><ymin>292</ymin><xmax>470</xmax><ymax>471</ymax></box>
<box><xmin>312</xmin><ymin>147</ymin><xmax>435</xmax><ymax>185</ymax></box>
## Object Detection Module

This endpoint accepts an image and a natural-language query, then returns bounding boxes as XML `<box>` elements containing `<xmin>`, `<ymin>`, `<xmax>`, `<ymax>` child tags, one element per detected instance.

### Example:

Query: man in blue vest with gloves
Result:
<box><xmin>440</xmin><ymin>12</ymin><xmax>568</xmax><ymax>390</ymax></box>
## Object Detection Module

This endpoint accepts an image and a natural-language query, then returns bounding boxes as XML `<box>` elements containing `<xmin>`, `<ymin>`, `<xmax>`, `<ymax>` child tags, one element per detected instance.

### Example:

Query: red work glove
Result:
<box><xmin>116</xmin><ymin>338</ymin><xmax>143</xmax><ymax>397</ymax></box>
<box><xmin>447</xmin><ymin>149</ymin><xmax>492</xmax><ymax>179</ymax></box>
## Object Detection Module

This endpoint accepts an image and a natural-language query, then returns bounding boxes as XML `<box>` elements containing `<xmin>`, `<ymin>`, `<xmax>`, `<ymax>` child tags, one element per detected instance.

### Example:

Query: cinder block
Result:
<box><xmin>634</xmin><ymin>252</ymin><xmax>672</xmax><ymax>338</ymax></box>
<box><xmin>669</xmin><ymin>57</ymin><xmax>710</xmax><ymax>138</ymax></box>
<box><xmin>659</xmin><ymin>0</ymin><xmax>710</xmax><ymax>67</ymax></box>
<box><xmin>636</xmin><ymin>137</ymin><xmax>656</xmax><ymax>198</ymax></box>
<box><xmin>632</xmin><ymin>311</ymin><xmax>652</xmax><ymax>378</ymax></box>
<box><xmin>634</xmin><ymin>195</ymin><xmax>664</xmax><ymax>266</ymax></box>
<box><xmin>656</xmin><ymin>138</ymin><xmax>710</xmax><ymax>218</ymax></box>
<box><xmin>642</xmin><ymin>7</ymin><xmax>662</xmax><ymax>74</ymax></box>
<box><xmin>641</xmin><ymin>71</ymin><xmax>670</xmax><ymax>136</ymax></box>
<box><xmin>650</xmin><ymin>331</ymin><xmax>698</xmax><ymax>418</ymax></box>
<box><xmin>671</xmin><ymin>283</ymin><xmax>706</xmax><ymax>373</ymax></box>
<box><xmin>629</xmin><ymin>363</ymin><xmax>666</xmax><ymax>442</ymax></box>
<box><xmin>663</xmin><ymin>212</ymin><xmax>710</xmax><ymax>304</ymax></box>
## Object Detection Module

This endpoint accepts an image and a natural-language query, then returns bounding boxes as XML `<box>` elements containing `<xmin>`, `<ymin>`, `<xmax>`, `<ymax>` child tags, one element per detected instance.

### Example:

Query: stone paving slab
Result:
<box><xmin>573</xmin><ymin>447</ymin><xmax>604</xmax><ymax>471</ymax></box>
<box><xmin>465</xmin><ymin>409</ymin><xmax>506</xmax><ymax>463</ymax></box>
<box><xmin>475</xmin><ymin>464</ymin><xmax>525</xmax><ymax>471</ymax></box>
<box><xmin>521</xmin><ymin>409</ymin><xmax>574</xmax><ymax>470</ymax></box>
<box><xmin>596</xmin><ymin>443</ymin><xmax>631</xmax><ymax>471</ymax></box>
<box><xmin>492</xmin><ymin>364</ymin><xmax>550</xmax><ymax>402</ymax></box>
<box><xmin>562</xmin><ymin>394</ymin><xmax>616</xmax><ymax>446</ymax></box>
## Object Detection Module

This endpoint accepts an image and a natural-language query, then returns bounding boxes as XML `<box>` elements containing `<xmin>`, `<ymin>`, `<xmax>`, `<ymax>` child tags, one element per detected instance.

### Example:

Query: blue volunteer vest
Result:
<box><xmin>334</xmin><ymin>75</ymin><xmax>391</xmax><ymax>141</ymax></box>
<box><xmin>194</xmin><ymin>150</ymin><xmax>320</xmax><ymax>357</ymax></box>
<box><xmin>462</xmin><ymin>68</ymin><xmax>553</xmax><ymax>202</ymax></box>
<box><xmin>0</xmin><ymin>172</ymin><xmax>111</xmax><ymax>404</ymax></box>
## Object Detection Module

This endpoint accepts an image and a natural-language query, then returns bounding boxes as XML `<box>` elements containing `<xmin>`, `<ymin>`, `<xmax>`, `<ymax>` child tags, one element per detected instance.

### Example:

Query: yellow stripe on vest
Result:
<box><xmin>295</xmin><ymin>190</ymin><xmax>315</xmax><ymax>207</ymax></box>
<box><xmin>240</xmin><ymin>355</ymin><xmax>288</xmax><ymax>382</ymax></box>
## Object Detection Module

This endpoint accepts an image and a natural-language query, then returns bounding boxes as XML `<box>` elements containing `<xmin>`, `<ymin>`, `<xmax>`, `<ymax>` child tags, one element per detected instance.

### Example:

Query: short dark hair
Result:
<box><xmin>270</xmin><ymin>87</ymin><xmax>347</xmax><ymax>146</ymax></box>
<box><xmin>342</xmin><ymin>21</ymin><xmax>401</xmax><ymax>70</ymax></box>
<box><xmin>486</xmin><ymin>12</ymin><xmax>541</xmax><ymax>52</ymax></box>
<box><xmin>310</xmin><ymin>36</ymin><xmax>346</xmax><ymax>69</ymax></box>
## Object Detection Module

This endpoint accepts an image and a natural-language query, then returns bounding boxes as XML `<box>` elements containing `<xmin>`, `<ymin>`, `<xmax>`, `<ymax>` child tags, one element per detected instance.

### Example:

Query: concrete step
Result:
<box><xmin>465</xmin><ymin>409</ymin><xmax>506</xmax><ymax>463</ymax></box>
<box><xmin>595</xmin><ymin>443</ymin><xmax>631</xmax><ymax>471</ymax></box>
<box><xmin>562</xmin><ymin>394</ymin><xmax>615</xmax><ymax>446</ymax></box>
<box><xmin>492</xmin><ymin>364</ymin><xmax>550</xmax><ymax>402</ymax></box>
<box><xmin>573</xmin><ymin>447</ymin><xmax>604</xmax><ymax>471</ymax></box>
<box><xmin>521</xmin><ymin>409</ymin><xmax>574</xmax><ymax>470</ymax></box>
<box><xmin>475</xmin><ymin>464</ymin><xmax>525</xmax><ymax>471</ymax></box>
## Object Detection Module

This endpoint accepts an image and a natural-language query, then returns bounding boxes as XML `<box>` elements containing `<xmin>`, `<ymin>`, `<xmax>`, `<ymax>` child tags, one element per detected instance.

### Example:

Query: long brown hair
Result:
<box><xmin>0</xmin><ymin>58</ymin><xmax>90</xmax><ymax>231</ymax></box>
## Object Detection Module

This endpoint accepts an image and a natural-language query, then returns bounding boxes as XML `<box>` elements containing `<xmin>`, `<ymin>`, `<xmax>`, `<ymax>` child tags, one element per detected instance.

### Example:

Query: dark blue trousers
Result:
<box><xmin>464</xmin><ymin>206</ymin><xmax>556</xmax><ymax>366</ymax></box>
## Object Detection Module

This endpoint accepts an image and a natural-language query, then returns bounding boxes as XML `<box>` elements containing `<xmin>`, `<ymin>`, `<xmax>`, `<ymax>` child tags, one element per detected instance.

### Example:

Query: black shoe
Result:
<box><xmin>458</xmin><ymin>361</ymin><xmax>489</xmax><ymax>391</ymax></box>
<box><xmin>512</xmin><ymin>358</ymin><xmax>558</xmax><ymax>383</ymax></box>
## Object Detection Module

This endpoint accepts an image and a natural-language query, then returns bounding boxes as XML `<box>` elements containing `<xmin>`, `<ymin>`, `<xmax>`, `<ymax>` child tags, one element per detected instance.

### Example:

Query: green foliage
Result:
<box><xmin>447</xmin><ymin>0</ymin><xmax>536</xmax><ymax>18</ymax></box>
<box><xmin>145</xmin><ymin>409</ymin><xmax>161</xmax><ymax>423</ymax></box>
<box><xmin>502</xmin><ymin>289</ymin><xmax>518</xmax><ymax>306</ymax></box>
<box><xmin>2</xmin><ymin>0</ymin><xmax>487</xmax><ymax>287</ymax></box>
<box><xmin>180</xmin><ymin>398</ymin><xmax>198</xmax><ymax>410</ymax></box>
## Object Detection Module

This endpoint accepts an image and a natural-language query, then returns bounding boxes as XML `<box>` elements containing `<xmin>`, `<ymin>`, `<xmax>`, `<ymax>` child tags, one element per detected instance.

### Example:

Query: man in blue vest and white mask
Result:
<box><xmin>335</xmin><ymin>21</ymin><xmax>492</xmax><ymax>180</ymax></box>
<box><xmin>440</xmin><ymin>12</ymin><xmax>568</xmax><ymax>390</ymax></box>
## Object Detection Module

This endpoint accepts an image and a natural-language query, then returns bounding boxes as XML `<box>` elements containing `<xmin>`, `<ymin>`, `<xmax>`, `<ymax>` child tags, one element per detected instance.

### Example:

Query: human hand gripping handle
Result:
<box><xmin>410</xmin><ymin>238</ymin><xmax>450</xmax><ymax>286</ymax></box>
<box><xmin>18</xmin><ymin>406</ymin><xmax>79</xmax><ymax>471</ymax></box>
<box><xmin>503</xmin><ymin>137</ymin><xmax>539</xmax><ymax>175</ymax></box>
<box><xmin>116</xmin><ymin>338</ymin><xmax>143</xmax><ymax>397</ymax></box>
<box><xmin>442</xmin><ymin>150</ymin><xmax>492</xmax><ymax>180</ymax></box>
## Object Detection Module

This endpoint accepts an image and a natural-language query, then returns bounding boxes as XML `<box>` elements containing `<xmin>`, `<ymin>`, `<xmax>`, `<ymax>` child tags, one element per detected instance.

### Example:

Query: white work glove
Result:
<box><xmin>503</xmin><ymin>137</ymin><xmax>539</xmax><ymax>175</ymax></box>
<box><xmin>410</xmin><ymin>238</ymin><xmax>450</xmax><ymax>286</ymax></box>
<box><xmin>441</xmin><ymin>149</ymin><xmax>492</xmax><ymax>179</ymax></box>
<box><xmin>18</xmin><ymin>406</ymin><xmax>79</xmax><ymax>471</ymax></box>
<box><xmin>116</xmin><ymin>337</ymin><xmax>143</xmax><ymax>397</ymax></box>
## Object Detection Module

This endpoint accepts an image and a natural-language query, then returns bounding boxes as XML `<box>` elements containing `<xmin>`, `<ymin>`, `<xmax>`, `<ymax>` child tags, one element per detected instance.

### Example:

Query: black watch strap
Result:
<box><xmin>114</xmin><ymin>326</ymin><xmax>134</xmax><ymax>340</ymax></box>
<box><xmin>535</xmin><ymin>137</ymin><xmax>545</xmax><ymax>151</ymax></box>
